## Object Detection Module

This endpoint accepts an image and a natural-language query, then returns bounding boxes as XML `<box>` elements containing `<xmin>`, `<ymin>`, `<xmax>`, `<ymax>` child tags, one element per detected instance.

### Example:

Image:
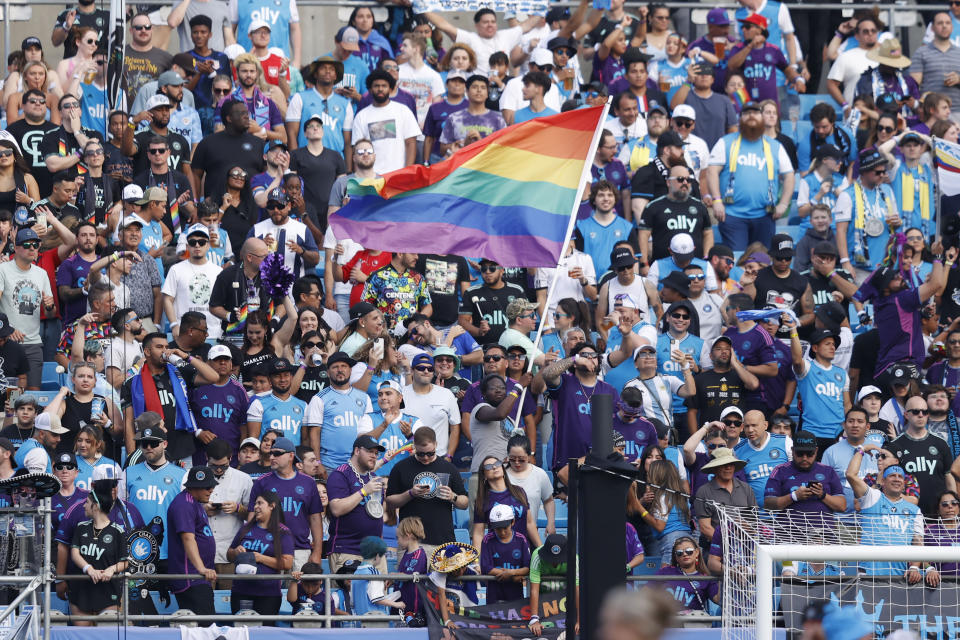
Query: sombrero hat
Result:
<box><xmin>0</xmin><ymin>470</ymin><xmax>61</xmax><ymax>498</ymax></box>
<box><xmin>431</xmin><ymin>542</ymin><xmax>479</xmax><ymax>573</ymax></box>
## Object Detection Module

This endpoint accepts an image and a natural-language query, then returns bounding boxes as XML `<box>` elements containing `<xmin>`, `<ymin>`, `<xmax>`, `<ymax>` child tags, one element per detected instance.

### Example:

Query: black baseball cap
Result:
<box><xmin>0</xmin><ymin>313</ymin><xmax>14</xmax><ymax>339</ymax></box>
<box><xmin>808</xmin><ymin>328</ymin><xmax>840</xmax><ymax>348</ymax></box>
<box><xmin>815</xmin><ymin>301</ymin><xmax>846</xmax><ymax>332</ymax></box>
<box><xmin>769</xmin><ymin>234</ymin><xmax>795</xmax><ymax>259</ymax></box>
<box><xmin>793</xmin><ymin>430</ymin><xmax>817</xmax><ymax>454</ymax></box>
<box><xmin>269</xmin><ymin>358</ymin><xmax>295</xmax><ymax>375</ymax></box>
<box><xmin>353</xmin><ymin>435</ymin><xmax>386</xmax><ymax>452</ymax></box>
<box><xmin>184</xmin><ymin>465</ymin><xmax>219</xmax><ymax>489</ymax></box>
<box><xmin>349</xmin><ymin>301</ymin><xmax>377</xmax><ymax>322</ymax></box>
<box><xmin>610</xmin><ymin>246</ymin><xmax>637</xmax><ymax>269</ymax></box>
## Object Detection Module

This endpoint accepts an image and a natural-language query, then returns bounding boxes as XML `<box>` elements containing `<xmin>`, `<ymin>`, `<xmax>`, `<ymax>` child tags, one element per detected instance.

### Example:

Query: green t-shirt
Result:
<box><xmin>529</xmin><ymin>546</ymin><xmax>579</xmax><ymax>590</ymax></box>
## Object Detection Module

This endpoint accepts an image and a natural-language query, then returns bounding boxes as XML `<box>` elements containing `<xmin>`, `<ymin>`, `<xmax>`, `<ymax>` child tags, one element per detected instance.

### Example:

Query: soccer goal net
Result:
<box><xmin>715</xmin><ymin>506</ymin><xmax>960</xmax><ymax>640</ymax></box>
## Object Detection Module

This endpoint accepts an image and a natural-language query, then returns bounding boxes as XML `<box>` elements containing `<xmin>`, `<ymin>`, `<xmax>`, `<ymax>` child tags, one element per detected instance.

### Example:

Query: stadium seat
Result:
<box><xmin>454</xmin><ymin>528</ymin><xmax>471</xmax><ymax>544</ymax></box>
<box><xmin>798</xmin><ymin>94</ymin><xmax>842</xmax><ymax>121</ymax></box>
<box><xmin>454</xmin><ymin>507</ymin><xmax>471</xmax><ymax>528</ymax></box>
<box><xmin>40</xmin><ymin>361</ymin><xmax>62</xmax><ymax>389</ymax></box>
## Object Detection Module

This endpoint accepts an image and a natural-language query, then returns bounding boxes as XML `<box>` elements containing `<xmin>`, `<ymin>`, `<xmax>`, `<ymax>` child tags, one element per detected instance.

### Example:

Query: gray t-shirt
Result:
<box><xmin>469</xmin><ymin>403</ymin><xmax>513</xmax><ymax>473</ymax></box>
<box><xmin>684</xmin><ymin>91</ymin><xmax>738</xmax><ymax>149</ymax></box>
<box><xmin>172</xmin><ymin>0</ymin><xmax>232</xmax><ymax>52</ymax></box>
<box><xmin>506</xmin><ymin>465</ymin><xmax>553</xmax><ymax>523</ymax></box>
<box><xmin>0</xmin><ymin>261</ymin><xmax>52</xmax><ymax>345</ymax></box>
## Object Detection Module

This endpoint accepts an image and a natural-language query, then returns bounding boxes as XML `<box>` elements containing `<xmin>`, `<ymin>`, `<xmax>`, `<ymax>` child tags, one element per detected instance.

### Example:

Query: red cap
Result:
<box><xmin>739</xmin><ymin>13</ymin><xmax>769</xmax><ymax>30</ymax></box>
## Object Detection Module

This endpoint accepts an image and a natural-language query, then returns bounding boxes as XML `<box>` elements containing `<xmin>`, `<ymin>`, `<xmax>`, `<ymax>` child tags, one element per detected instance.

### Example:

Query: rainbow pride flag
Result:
<box><xmin>328</xmin><ymin>105</ymin><xmax>608</xmax><ymax>268</ymax></box>
<box><xmin>731</xmin><ymin>87</ymin><xmax>751</xmax><ymax>111</ymax></box>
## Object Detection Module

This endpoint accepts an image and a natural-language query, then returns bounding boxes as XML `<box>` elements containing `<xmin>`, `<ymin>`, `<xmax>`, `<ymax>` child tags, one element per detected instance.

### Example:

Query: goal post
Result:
<box><xmin>755</xmin><ymin>545</ymin><xmax>960</xmax><ymax>640</ymax></box>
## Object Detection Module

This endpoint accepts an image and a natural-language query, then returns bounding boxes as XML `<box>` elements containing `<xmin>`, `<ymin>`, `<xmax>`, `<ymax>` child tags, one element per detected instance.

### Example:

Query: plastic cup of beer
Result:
<box><xmin>659</xmin><ymin>73</ymin><xmax>672</xmax><ymax>94</ymax></box>
<box><xmin>713</xmin><ymin>37</ymin><xmax>727</xmax><ymax>59</ymax></box>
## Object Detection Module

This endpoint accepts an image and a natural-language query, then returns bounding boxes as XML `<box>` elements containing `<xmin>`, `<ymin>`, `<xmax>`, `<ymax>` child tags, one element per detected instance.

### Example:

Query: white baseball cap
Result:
<box><xmin>240</xmin><ymin>436</ymin><xmax>261</xmax><ymax>450</ymax></box>
<box><xmin>35</xmin><ymin>413</ymin><xmax>69</xmax><ymax>434</ymax></box>
<box><xmin>673</xmin><ymin>104</ymin><xmax>696</xmax><ymax>120</ymax></box>
<box><xmin>856</xmin><ymin>385</ymin><xmax>883</xmax><ymax>403</ymax></box>
<box><xmin>92</xmin><ymin>463</ymin><xmax>123</xmax><ymax>481</ymax></box>
<box><xmin>185</xmin><ymin>222</ymin><xmax>210</xmax><ymax>238</ymax></box>
<box><xmin>489</xmin><ymin>504</ymin><xmax>515</xmax><ymax>526</ymax></box>
<box><xmin>669</xmin><ymin>233</ymin><xmax>696</xmax><ymax>256</ymax></box>
<box><xmin>145</xmin><ymin>94</ymin><xmax>171</xmax><ymax>110</ymax></box>
<box><xmin>530</xmin><ymin>48</ymin><xmax>554</xmax><ymax>67</ymax></box>
<box><xmin>720</xmin><ymin>406</ymin><xmax>744</xmax><ymax>421</ymax></box>
<box><xmin>122</xmin><ymin>184</ymin><xmax>144</xmax><ymax>202</ymax></box>
<box><xmin>208</xmin><ymin>344</ymin><xmax>232</xmax><ymax>360</ymax></box>
<box><xmin>247</xmin><ymin>19</ymin><xmax>272</xmax><ymax>34</ymax></box>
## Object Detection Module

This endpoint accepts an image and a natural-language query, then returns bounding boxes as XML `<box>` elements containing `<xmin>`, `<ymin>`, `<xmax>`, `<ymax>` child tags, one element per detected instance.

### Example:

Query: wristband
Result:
<box><xmin>513</xmin><ymin>383</ymin><xmax>523</xmax><ymax>393</ymax></box>
<box><xmin>827</xmin><ymin>269</ymin><xmax>837</xmax><ymax>279</ymax></box>
<box><xmin>790</xmin><ymin>491</ymin><xmax>799</xmax><ymax>502</ymax></box>
<box><xmin>82</xmin><ymin>564</ymin><xmax>92</xmax><ymax>574</ymax></box>
<box><xmin>926</xmin><ymin>565</ymin><xmax>937</xmax><ymax>572</ymax></box>
<box><xmin>640</xmin><ymin>510</ymin><xmax>649</xmax><ymax>518</ymax></box>
<box><xmin>407</xmin><ymin>489</ymin><xmax>414</xmax><ymax>498</ymax></box>
<box><xmin>840</xmin><ymin>258</ymin><xmax>850</xmax><ymax>264</ymax></box>
<box><xmin>360</xmin><ymin>488</ymin><xmax>367</xmax><ymax>498</ymax></box>
<box><xmin>508</xmin><ymin>391</ymin><xmax>519</xmax><ymax>398</ymax></box>
<box><xmin>835</xmin><ymin>30</ymin><xmax>845</xmax><ymax>39</ymax></box>
<box><xmin>789</xmin><ymin>332</ymin><xmax>799</xmax><ymax>339</ymax></box>
<box><xmin>855</xmin><ymin>446</ymin><xmax>864</xmax><ymax>456</ymax></box>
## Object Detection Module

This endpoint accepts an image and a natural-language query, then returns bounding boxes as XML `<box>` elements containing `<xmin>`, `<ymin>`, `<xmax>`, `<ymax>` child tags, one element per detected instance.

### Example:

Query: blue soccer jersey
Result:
<box><xmin>124</xmin><ymin>462</ymin><xmax>186</xmax><ymax>559</ymax></box>
<box><xmin>248</xmin><ymin>393</ymin><xmax>308</xmax><ymax>441</ymax></box>
<box><xmin>657</xmin><ymin>332</ymin><xmax>704</xmax><ymax>414</ymax></box>
<box><xmin>304</xmin><ymin>387</ymin><xmax>373</xmax><ymax>470</ymax></box>
<box><xmin>858</xmin><ymin>487</ymin><xmax>923</xmax><ymax>575</ymax></box>
<box><xmin>734</xmin><ymin>433</ymin><xmax>792</xmax><ymax>508</ymax></box>
<box><xmin>796</xmin><ymin>359</ymin><xmax>848</xmax><ymax>439</ymax></box>
<box><xmin>575</xmin><ymin>215</ymin><xmax>635</xmax><ymax>275</ymax></box>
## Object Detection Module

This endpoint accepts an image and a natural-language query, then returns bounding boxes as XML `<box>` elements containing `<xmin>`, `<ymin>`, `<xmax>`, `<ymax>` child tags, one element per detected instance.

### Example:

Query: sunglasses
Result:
<box><xmin>84</xmin><ymin>38</ymin><xmax>97</xmax><ymax>44</ymax></box>
<box><xmin>266</xmin><ymin>203</ymin><xmax>285</xmax><ymax>210</ymax></box>
<box><xmin>506</xmin><ymin>353</ymin><xmax>525</xmax><ymax>360</ymax></box>
<box><xmin>637</xmin><ymin>351</ymin><xmax>656</xmax><ymax>358</ymax></box>
<box><xmin>671</xmin><ymin>312</ymin><xmax>690</xmax><ymax>320</ymax></box>
<box><xmin>480</xmin><ymin>265</ymin><xmax>500</xmax><ymax>273</ymax></box>
<box><xmin>907</xmin><ymin>409</ymin><xmax>929</xmax><ymax>415</ymax></box>
<box><xmin>132</xmin><ymin>24</ymin><xmax>152</xmax><ymax>30</ymax></box>
<box><xmin>942</xmin><ymin>500</ymin><xmax>960</xmax><ymax>507</ymax></box>
<box><xmin>414</xmin><ymin>365</ymin><xmax>434</xmax><ymax>372</ymax></box>
<box><xmin>139</xmin><ymin>440</ymin><xmax>162</xmax><ymax>449</ymax></box>
<box><xmin>906</xmin><ymin>235</ymin><xmax>924</xmax><ymax>241</ymax></box>
<box><xmin>213</xmin><ymin>88</ymin><xmax>231</xmax><ymax>95</ymax></box>
<box><xmin>616</xmin><ymin>265</ymin><xmax>633</xmax><ymax>272</ymax></box>
<box><xmin>125</xmin><ymin>315</ymin><xmax>140</xmax><ymax>324</ymax></box>
<box><xmin>229</xmin><ymin>170</ymin><xmax>247</xmax><ymax>178</ymax></box>
<box><xmin>414</xmin><ymin>450</ymin><xmax>436</xmax><ymax>458</ymax></box>
<box><xmin>210</xmin><ymin>463</ymin><xmax>230</xmax><ymax>471</ymax></box>
<box><xmin>434</xmin><ymin>357</ymin><xmax>455</xmax><ymax>364</ymax></box>
<box><xmin>706</xmin><ymin>442</ymin><xmax>721</xmax><ymax>450</ymax></box>
<box><xmin>675</xmin><ymin>118</ymin><xmax>694</xmax><ymax>128</ymax></box>
<box><xmin>25</xmin><ymin>98</ymin><xmax>45</xmax><ymax>105</ymax></box>
<box><xmin>61</xmin><ymin>102</ymin><xmax>80</xmax><ymax>110</ymax></box>
<box><xmin>518</xmin><ymin>312</ymin><xmax>536</xmax><ymax>319</ymax></box>
<box><xmin>483</xmin><ymin>355</ymin><xmax>503</xmax><ymax>362</ymax></box>
<box><xmin>54</xmin><ymin>464</ymin><xmax>77</xmax><ymax>471</ymax></box>
<box><xmin>0</xmin><ymin>150</ymin><xmax>13</xmax><ymax>158</ymax></box>
<box><xmin>794</xmin><ymin>450</ymin><xmax>816</xmax><ymax>457</ymax></box>
<box><xmin>675</xmin><ymin>548</ymin><xmax>697</xmax><ymax>557</ymax></box>
<box><xmin>303</xmin><ymin>341</ymin><xmax>322</xmax><ymax>349</ymax></box>
<box><xmin>269</xmin><ymin>450</ymin><xmax>291</xmax><ymax>457</ymax></box>
<box><xmin>355</xmin><ymin>148</ymin><xmax>375</xmax><ymax>156</ymax></box>
<box><xmin>876</xmin><ymin>125</ymin><xmax>896</xmax><ymax>133</ymax></box>
<box><xmin>148</xmin><ymin>148</ymin><xmax>167</xmax><ymax>154</ymax></box>
<box><xmin>669</xmin><ymin>176</ymin><xmax>692</xmax><ymax>183</ymax></box>
<box><xmin>507</xmin><ymin>456</ymin><xmax>528</xmax><ymax>463</ymax></box>
<box><xmin>187</xmin><ymin>238</ymin><xmax>209</xmax><ymax>247</ymax></box>
<box><xmin>481</xmin><ymin>462</ymin><xmax>502</xmax><ymax>470</ymax></box>
<box><xmin>578</xmin><ymin>352</ymin><xmax>599</xmax><ymax>359</ymax></box>
<box><xmin>19</xmin><ymin>241</ymin><xmax>40</xmax><ymax>250</ymax></box>
<box><xmin>875</xmin><ymin>452</ymin><xmax>890</xmax><ymax>459</ymax></box>
<box><xmin>723</xmin><ymin>419</ymin><xmax>742</xmax><ymax>427</ymax></box>
<box><xmin>84</xmin><ymin>148</ymin><xmax>104</xmax><ymax>156</ymax></box>
<box><xmin>687</xmin><ymin>274</ymin><xmax>706</xmax><ymax>281</ymax></box>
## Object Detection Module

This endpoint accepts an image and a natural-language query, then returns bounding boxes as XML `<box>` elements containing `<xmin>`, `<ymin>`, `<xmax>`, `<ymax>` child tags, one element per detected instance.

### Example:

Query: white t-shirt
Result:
<box><xmin>0</xmin><ymin>261</ymin><xmax>52</xmax><ymax>345</ymax></box>
<box><xmin>352</xmin><ymin>101</ymin><xmax>422</xmax><ymax>174</ymax></box>
<box><xmin>827</xmin><ymin>47</ymin><xmax>878</xmax><ymax>104</ymax></box>
<box><xmin>208</xmin><ymin>467</ymin><xmax>254</xmax><ymax>563</ymax></box>
<box><xmin>534</xmin><ymin>250</ymin><xmax>596</xmax><ymax>328</ymax></box>
<box><xmin>322</xmin><ymin>226</ymin><xmax>362</xmax><ymax>297</ymax></box>
<box><xmin>682</xmin><ymin>133</ymin><xmax>711</xmax><ymax>175</ymax></box>
<box><xmin>456</xmin><ymin>26</ymin><xmax>524</xmax><ymax>74</ymax></box>
<box><xmin>401</xmin><ymin>384</ymin><xmax>461</xmax><ymax>456</ymax></box>
<box><xmin>160</xmin><ymin>259</ymin><xmax>224</xmax><ymax>339</ymax></box>
<box><xmin>106</xmin><ymin>337</ymin><xmax>143</xmax><ymax>377</ymax></box>
<box><xmin>398</xmin><ymin>63</ymin><xmax>445</xmax><ymax>127</ymax></box>
<box><xmin>499</xmin><ymin>75</ymin><xmax>562</xmax><ymax>113</ymax></box>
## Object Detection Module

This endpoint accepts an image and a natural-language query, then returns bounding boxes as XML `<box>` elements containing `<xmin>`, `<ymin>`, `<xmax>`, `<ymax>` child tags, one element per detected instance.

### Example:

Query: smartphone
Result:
<box><xmin>210</xmin><ymin>503</ymin><xmax>223</xmax><ymax>509</ymax></box>
<box><xmin>6</xmin><ymin>387</ymin><xmax>20</xmax><ymax>407</ymax></box>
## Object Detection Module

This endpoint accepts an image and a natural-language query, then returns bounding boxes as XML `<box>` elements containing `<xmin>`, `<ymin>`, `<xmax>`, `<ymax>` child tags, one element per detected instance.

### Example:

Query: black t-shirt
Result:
<box><xmin>0</xmin><ymin>423</ymin><xmax>34</xmax><ymax>449</ymax></box>
<box><xmin>70</xmin><ymin>520</ymin><xmax>124</xmax><ymax>612</ymax></box>
<box><xmin>39</xmin><ymin>126</ymin><xmax>103</xmax><ymax>197</ymax></box>
<box><xmin>631</xmin><ymin>159</ymin><xmax>701</xmax><ymax>204</ymax></box>
<box><xmin>133</xmin><ymin>169</ymin><xmax>194</xmax><ymax>234</ymax></box>
<box><xmin>850</xmin><ymin>329</ymin><xmax>880</xmax><ymax>391</ymax></box>
<box><xmin>458</xmin><ymin>282</ymin><xmax>527</xmax><ymax>345</ymax></box>
<box><xmin>174</xmin><ymin>340</ymin><xmax>211</xmax><ymax>360</ymax></box>
<box><xmin>121</xmin><ymin>363</ymin><xmax>199</xmax><ymax>461</ymax></box>
<box><xmin>209</xmin><ymin>265</ymin><xmax>271</xmax><ymax>335</ymax></box>
<box><xmin>57</xmin><ymin>393</ymin><xmax>105</xmax><ymax>454</ymax></box>
<box><xmin>800</xmin><ymin>268</ymin><xmax>855</xmax><ymax>339</ymax></box>
<box><xmin>241</xmin><ymin>350</ymin><xmax>276</xmax><ymax>386</ymax></box>
<box><xmin>5</xmin><ymin>119</ymin><xmax>59</xmax><ymax>196</ymax></box>
<box><xmin>0</xmin><ymin>339</ymin><xmax>30</xmax><ymax>381</ymax></box>
<box><xmin>133</xmin><ymin>130</ymin><xmax>192</xmax><ymax>175</ymax></box>
<box><xmin>415</xmin><ymin>254</ymin><xmax>470</xmax><ymax>327</ymax></box>
<box><xmin>239</xmin><ymin>459</ymin><xmax>272</xmax><ymax>481</ymax></box>
<box><xmin>889</xmin><ymin>432</ymin><xmax>953</xmax><ymax>515</ymax></box>
<box><xmin>295</xmin><ymin>364</ymin><xmax>329</xmax><ymax>402</ymax></box>
<box><xmin>752</xmin><ymin>267</ymin><xmax>809</xmax><ymax>339</ymax></box>
<box><xmin>192</xmin><ymin>131</ymin><xmax>264</xmax><ymax>199</ymax></box>
<box><xmin>688</xmin><ymin>368</ymin><xmax>747</xmax><ymax>422</ymax></box>
<box><xmin>104</xmin><ymin>142</ymin><xmax>132</xmax><ymax>186</ymax></box>
<box><xmin>940</xmin><ymin>267</ymin><xmax>960</xmax><ymax>324</ymax></box>
<box><xmin>638</xmin><ymin>196</ymin><xmax>711</xmax><ymax>261</ymax></box>
<box><xmin>56</xmin><ymin>8</ymin><xmax>110</xmax><ymax>58</ymax></box>
<box><xmin>290</xmin><ymin>146</ymin><xmax>346</xmax><ymax>229</ymax></box>
<box><xmin>75</xmin><ymin>174</ymin><xmax>112</xmax><ymax>225</ymax></box>
<box><xmin>386</xmin><ymin>456</ymin><xmax>467</xmax><ymax>545</ymax></box>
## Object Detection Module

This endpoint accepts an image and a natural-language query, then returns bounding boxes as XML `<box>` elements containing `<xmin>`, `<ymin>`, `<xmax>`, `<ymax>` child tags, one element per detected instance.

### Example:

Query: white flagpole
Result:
<box><xmin>933</xmin><ymin>140</ymin><xmax>943</xmax><ymax>244</ymax></box>
<box><xmin>512</xmin><ymin>97</ymin><xmax>613</xmax><ymax>427</ymax></box>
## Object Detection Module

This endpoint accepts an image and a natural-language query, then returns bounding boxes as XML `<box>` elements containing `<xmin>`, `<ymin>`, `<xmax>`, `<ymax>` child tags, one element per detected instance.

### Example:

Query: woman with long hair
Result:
<box><xmin>637</xmin><ymin>4</ymin><xmax>672</xmax><ymax>64</ymax></box>
<box><xmin>227</xmin><ymin>491</ymin><xmax>294</xmax><ymax>618</ymax></box>
<box><xmin>70</xmin><ymin>484</ymin><xmax>127</xmax><ymax>624</ymax></box>
<box><xmin>438</xmin><ymin>43</ymin><xmax>477</xmax><ymax>81</ymax></box>
<box><xmin>866</xmin><ymin>112</ymin><xmax>899</xmax><ymax>150</ymax></box>
<box><xmin>218</xmin><ymin>165</ymin><xmax>258</xmax><ymax>252</ymax></box>
<box><xmin>291</xmin><ymin>306</ymin><xmax>333</xmax><ymax>353</ymax></box>
<box><xmin>57</xmin><ymin>26</ymin><xmax>99</xmax><ymax>90</ymax></box>
<box><xmin>75</xmin><ymin>139</ymin><xmax>120</xmax><ymax>226</ymax></box>
<box><xmin>0</xmin><ymin>137</ymin><xmax>39</xmax><ymax>214</ymax></box>
<box><xmin>903</xmin><ymin>227</ymin><xmax>935</xmax><ymax>288</ymax></box>
<box><xmin>45</xmin><ymin>362</ymin><xmax>120</xmax><ymax>456</ymax></box>
<box><xmin>338</xmin><ymin>305</ymin><xmax>385</xmax><ymax>356</ymax></box>
<box><xmin>724</xmin><ymin>71</ymin><xmax>748</xmax><ymax>114</ymax></box>
<box><xmin>654</xmin><ymin>535</ymin><xmax>718</xmax><ymax>610</ymax></box>
<box><xmin>471</xmin><ymin>454</ymin><xmax>541</xmax><ymax>549</ymax></box>
<box><xmin>412</xmin><ymin>17</ymin><xmax>444</xmax><ymax>69</ymax></box>
<box><xmin>2</xmin><ymin>40</ymin><xmax>59</xmax><ymax>105</ymax></box>
<box><xmin>348</xmin><ymin>6</ymin><xmax>394</xmax><ymax>72</ymax></box>
<box><xmin>542</xmin><ymin>297</ymin><xmax>591</xmax><ymax>357</ymax></box>
<box><xmin>639</xmin><ymin>460</ymin><xmax>693</xmax><ymax>566</ymax></box>
<box><xmin>851</xmin><ymin>94</ymin><xmax>879</xmax><ymax>149</ymax></box>
<box><xmin>351</xmin><ymin>332</ymin><xmax>403</xmax><ymax>410</ymax></box>
<box><xmin>74</xmin><ymin>425</ymin><xmax>118</xmax><ymax>491</ymax></box>
<box><xmin>759</xmin><ymin>100</ymin><xmax>798</xmax><ymax>173</ymax></box>
<box><xmin>504</xmin><ymin>434</ymin><xmax>556</xmax><ymax>535</ymax></box>
<box><xmin>932</xmin><ymin>118</ymin><xmax>960</xmax><ymax>143</ymax></box>
<box><xmin>924</xmin><ymin>490</ymin><xmax>960</xmax><ymax>586</ymax></box>
<box><xmin>5</xmin><ymin>61</ymin><xmax>61</xmax><ymax>124</ymax></box>
<box><xmin>239</xmin><ymin>299</ymin><xmax>298</xmax><ymax>387</ymax></box>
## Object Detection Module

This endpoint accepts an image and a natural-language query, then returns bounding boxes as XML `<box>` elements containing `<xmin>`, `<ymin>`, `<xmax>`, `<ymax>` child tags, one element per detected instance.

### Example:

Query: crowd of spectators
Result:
<box><xmin>3</xmin><ymin>0</ymin><xmax>960</xmax><ymax>627</ymax></box>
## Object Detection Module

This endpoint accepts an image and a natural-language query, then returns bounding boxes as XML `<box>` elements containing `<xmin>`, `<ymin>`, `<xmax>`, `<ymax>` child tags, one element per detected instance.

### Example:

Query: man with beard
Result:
<box><xmin>351</xmin><ymin>70</ymin><xmax>420</xmax><ymax>173</ymax></box>
<box><xmin>191</xmin><ymin>99</ymin><xmax>264</xmax><ymax>198</ymax></box>
<box><xmin>122</xmin><ymin>13</ymin><xmax>173</xmax><ymax>105</ymax></box>
<box><xmin>249</xmin><ymin>187</ymin><xmax>319</xmax><ymax>279</ymax></box>
<box><xmin>4</xmin><ymin>89</ymin><xmax>58</xmax><ymax>196</ymax></box>
<box><xmin>707</xmin><ymin>245</ymin><xmax>737</xmax><ymax>295</ymax></box>
<box><xmin>741</xmin><ymin>234</ymin><xmax>814</xmax><ymax>339</ymax></box>
<box><xmin>162</xmin><ymin>225</ymin><xmax>222</xmax><ymax>341</ymax></box>
<box><xmin>286</xmin><ymin>57</ymin><xmax>354</xmax><ymax>157</ymax></box>
<box><xmin>133</xmin><ymin>135</ymin><xmax>195</xmax><ymax>235</ymax></box>
<box><xmin>705</xmin><ymin>102</ymin><xmax>795</xmax><ymax>251</ymax></box>
<box><xmin>459</xmin><ymin>259</ymin><xmax>526</xmax><ymax>346</ymax></box>
<box><xmin>104</xmin><ymin>308</ymin><xmax>144</xmax><ymax>389</ymax></box>
<box><xmin>52</xmin><ymin>0</ymin><xmax>108</xmax><ymax>57</ymax></box>
<box><xmin>126</xmin><ymin>95</ymin><xmax>192</xmax><ymax>175</ymax></box>
<box><xmin>726</xmin><ymin>14</ymin><xmax>806</xmax><ymax>103</ymax></box>
<box><xmin>247</xmin><ymin>358</ymin><xmax>308</xmax><ymax>444</ymax></box>
<box><xmin>154</xmin><ymin>70</ymin><xmax>203</xmax><ymax>154</ymax></box>
<box><xmin>687</xmin><ymin>336</ymin><xmax>759</xmax><ymax>435</ymax></box>
<box><xmin>631</xmin><ymin>131</ymin><xmax>693</xmax><ymax>220</ymax></box>
<box><xmin>14</xmin><ymin>413</ymin><xmax>68</xmax><ymax>473</ymax></box>
<box><xmin>764</xmin><ymin>430</ymin><xmax>845</xmax><ymax>516</ymax></box>
<box><xmin>305</xmin><ymin>352</ymin><xmax>374</xmax><ymax>481</ymax></box>
<box><xmin>532</xmin><ymin>342</ymin><xmax>619</xmax><ymax>472</ymax></box>
<box><xmin>639</xmin><ymin>164</ymin><xmax>712</xmax><ymax>262</ymax></box>
<box><xmin>56</xmin><ymin>222</ymin><xmax>99</xmax><ymax>326</ymax></box>
<box><xmin>620</xmin><ymin>104</ymin><xmax>668</xmax><ymax>175</ymax></box>
<box><xmin>796</xmin><ymin>103</ymin><xmax>856</xmax><ymax>176</ymax></box>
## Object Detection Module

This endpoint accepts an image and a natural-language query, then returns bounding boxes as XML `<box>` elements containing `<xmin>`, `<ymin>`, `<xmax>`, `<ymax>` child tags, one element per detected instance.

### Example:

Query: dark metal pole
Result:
<box><xmin>565</xmin><ymin>457</ymin><xmax>578</xmax><ymax>637</ymax></box>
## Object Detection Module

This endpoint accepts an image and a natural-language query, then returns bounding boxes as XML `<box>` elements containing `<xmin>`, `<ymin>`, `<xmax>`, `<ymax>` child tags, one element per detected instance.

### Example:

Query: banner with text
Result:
<box><xmin>781</xmin><ymin>579</ymin><xmax>960</xmax><ymax>638</ymax></box>
<box><xmin>412</xmin><ymin>0</ymin><xmax>548</xmax><ymax>16</ymax></box>
<box><xmin>420</xmin><ymin>583</ymin><xmax>570</xmax><ymax>640</ymax></box>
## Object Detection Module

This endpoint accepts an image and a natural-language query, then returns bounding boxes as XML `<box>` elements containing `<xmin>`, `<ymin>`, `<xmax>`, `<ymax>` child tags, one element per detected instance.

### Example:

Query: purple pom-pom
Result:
<box><xmin>260</xmin><ymin>252</ymin><xmax>295</xmax><ymax>299</ymax></box>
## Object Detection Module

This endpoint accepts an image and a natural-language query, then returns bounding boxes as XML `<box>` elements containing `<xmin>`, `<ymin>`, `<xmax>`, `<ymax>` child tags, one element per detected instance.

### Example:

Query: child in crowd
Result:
<box><xmin>396</xmin><ymin>516</ymin><xmax>428</xmax><ymax>624</ymax></box>
<box><xmin>288</xmin><ymin>561</ymin><xmax>350</xmax><ymax>617</ymax></box>
<box><xmin>479</xmin><ymin>504</ymin><xmax>531</xmax><ymax>603</ymax></box>
<box><xmin>353</xmin><ymin>536</ymin><xmax>404</xmax><ymax>625</ymax></box>
<box><xmin>430</xmin><ymin>542</ymin><xmax>480</xmax><ymax>632</ymax></box>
